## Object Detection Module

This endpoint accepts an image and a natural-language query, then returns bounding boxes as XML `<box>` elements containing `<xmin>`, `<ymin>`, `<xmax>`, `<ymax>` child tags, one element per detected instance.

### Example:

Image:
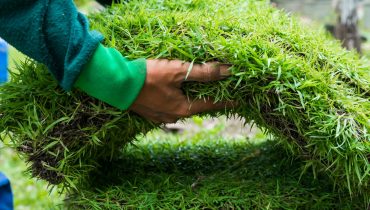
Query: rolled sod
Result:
<box><xmin>0</xmin><ymin>0</ymin><xmax>368</xmax><ymax>197</ymax></box>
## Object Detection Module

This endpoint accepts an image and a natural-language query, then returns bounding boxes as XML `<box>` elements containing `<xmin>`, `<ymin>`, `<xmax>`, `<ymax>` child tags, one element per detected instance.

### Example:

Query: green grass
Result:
<box><xmin>0</xmin><ymin>140</ymin><xmax>63</xmax><ymax>209</ymax></box>
<box><xmin>65</xmin><ymin>127</ymin><xmax>368</xmax><ymax>209</ymax></box>
<box><xmin>8</xmin><ymin>46</ymin><xmax>24</xmax><ymax>71</ymax></box>
<box><xmin>1</xmin><ymin>0</ymin><xmax>370</xmax><ymax>208</ymax></box>
<box><xmin>89</xmin><ymin>0</ymin><xmax>370</xmax><ymax>195</ymax></box>
<box><xmin>1</xmin><ymin>123</ymin><xmax>368</xmax><ymax>209</ymax></box>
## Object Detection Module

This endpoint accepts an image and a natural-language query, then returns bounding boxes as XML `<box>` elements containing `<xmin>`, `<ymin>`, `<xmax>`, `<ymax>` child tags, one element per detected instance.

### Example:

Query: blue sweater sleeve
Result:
<box><xmin>0</xmin><ymin>0</ymin><xmax>103</xmax><ymax>90</ymax></box>
<box><xmin>0</xmin><ymin>173</ymin><xmax>13</xmax><ymax>210</ymax></box>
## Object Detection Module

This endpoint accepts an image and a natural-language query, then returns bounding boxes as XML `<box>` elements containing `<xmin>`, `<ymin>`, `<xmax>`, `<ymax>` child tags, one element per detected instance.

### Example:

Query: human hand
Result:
<box><xmin>130</xmin><ymin>59</ymin><xmax>231</xmax><ymax>123</ymax></box>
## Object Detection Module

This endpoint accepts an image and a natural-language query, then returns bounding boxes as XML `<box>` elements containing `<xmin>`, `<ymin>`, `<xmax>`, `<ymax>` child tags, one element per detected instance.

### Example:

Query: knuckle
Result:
<box><xmin>203</xmin><ymin>63</ymin><xmax>217</xmax><ymax>81</ymax></box>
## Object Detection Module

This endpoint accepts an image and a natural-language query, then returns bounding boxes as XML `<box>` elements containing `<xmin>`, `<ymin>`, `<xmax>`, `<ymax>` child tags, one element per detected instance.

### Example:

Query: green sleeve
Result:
<box><xmin>0</xmin><ymin>0</ymin><xmax>103</xmax><ymax>90</ymax></box>
<box><xmin>74</xmin><ymin>44</ymin><xmax>147</xmax><ymax>110</ymax></box>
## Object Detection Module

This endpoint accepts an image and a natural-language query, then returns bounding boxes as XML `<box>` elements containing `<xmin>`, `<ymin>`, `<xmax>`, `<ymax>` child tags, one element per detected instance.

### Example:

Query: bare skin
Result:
<box><xmin>130</xmin><ymin>59</ymin><xmax>231</xmax><ymax>124</ymax></box>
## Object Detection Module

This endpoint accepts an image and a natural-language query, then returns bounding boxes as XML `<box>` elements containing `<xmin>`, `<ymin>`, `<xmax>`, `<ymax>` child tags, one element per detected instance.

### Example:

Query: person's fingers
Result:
<box><xmin>131</xmin><ymin>104</ymin><xmax>179</xmax><ymax>124</ymax></box>
<box><xmin>180</xmin><ymin>98</ymin><xmax>234</xmax><ymax>117</ymax></box>
<box><xmin>170</xmin><ymin>60</ymin><xmax>231</xmax><ymax>84</ymax></box>
<box><xmin>182</xmin><ymin>62</ymin><xmax>231</xmax><ymax>83</ymax></box>
<box><xmin>147</xmin><ymin>115</ymin><xmax>178</xmax><ymax>124</ymax></box>
<box><xmin>132</xmin><ymin>99</ymin><xmax>236</xmax><ymax>123</ymax></box>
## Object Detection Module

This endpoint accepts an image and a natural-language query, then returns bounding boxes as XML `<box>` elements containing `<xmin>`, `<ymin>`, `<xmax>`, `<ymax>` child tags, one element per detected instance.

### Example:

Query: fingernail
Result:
<box><xmin>220</xmin><ymin>64</ymin><xmax>232</xmax><ymax>78</ymax></box>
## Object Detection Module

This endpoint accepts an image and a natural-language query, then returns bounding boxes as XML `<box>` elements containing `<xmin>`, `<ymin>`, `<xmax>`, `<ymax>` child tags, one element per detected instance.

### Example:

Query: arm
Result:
<box><xmin>0</xmin><ymin>0</ymin><xmax>103</xmax><ymax>90</ymax></box>
<box><xmin>0</xmin><ymin>0</ymin><xmax>146</xmax><ymax>110</ymax></box>
<box><xmin>0</xmin><ymin>0</ymin><xmax>230</xmax><ymax>120</ymax></box>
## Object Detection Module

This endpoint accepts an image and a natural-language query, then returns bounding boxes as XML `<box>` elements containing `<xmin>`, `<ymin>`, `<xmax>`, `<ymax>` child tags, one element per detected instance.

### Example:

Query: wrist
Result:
<box><xmin>74</xmin><ymin>44</ymin><xmax>147</xmax><ymax>110</ymax></box>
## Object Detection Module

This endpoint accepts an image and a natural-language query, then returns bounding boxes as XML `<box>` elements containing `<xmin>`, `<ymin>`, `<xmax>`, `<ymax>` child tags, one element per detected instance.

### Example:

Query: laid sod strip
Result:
<box><xmin>0</xmin><ymin>0</ymin><xmax>369</xmax><ymax>197</ymax></box>
<box><xmin>65</xmin><ymin>138</ymin><xmax>369</xmax><ymax>209</ymax></box>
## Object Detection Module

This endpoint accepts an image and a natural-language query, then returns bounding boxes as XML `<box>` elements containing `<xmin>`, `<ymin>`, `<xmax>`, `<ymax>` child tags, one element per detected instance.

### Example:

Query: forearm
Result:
<box><xmin>0</xmin><ymin>0</ymin><xmax>103</xmax><ymax>90</ymax></box>
<box><xmin>0</xmin><ymin>0</ymin><xmax>147</xmax><ymax>110</ymax></box>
